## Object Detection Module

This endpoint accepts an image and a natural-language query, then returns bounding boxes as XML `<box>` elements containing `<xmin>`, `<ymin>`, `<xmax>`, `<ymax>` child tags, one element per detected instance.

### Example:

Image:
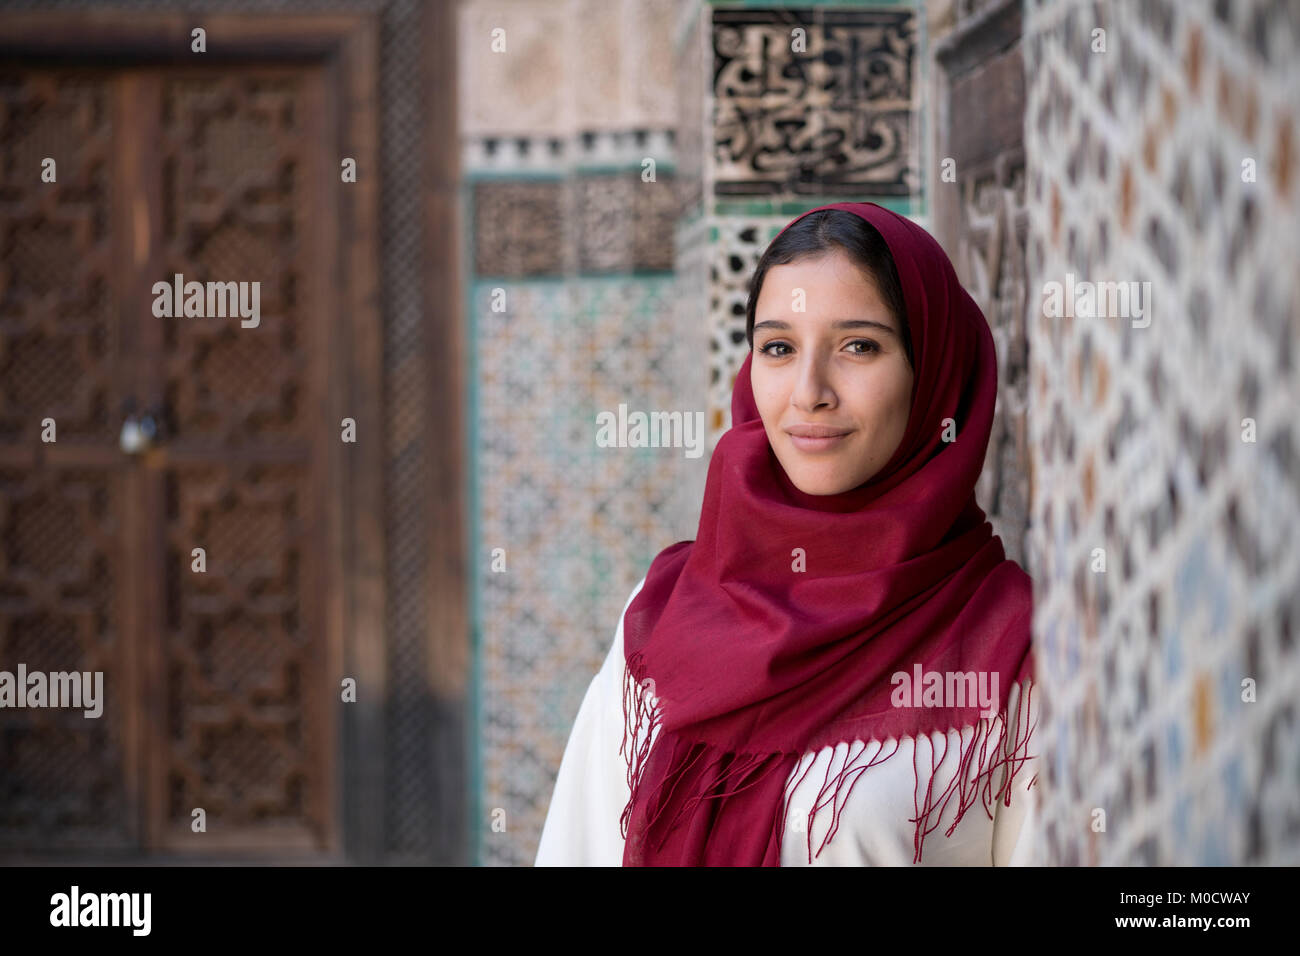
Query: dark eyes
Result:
<box><xmin>757</xmin><ymin>339</ymin><xmax>881</xmax><ymax>357</ymax></box>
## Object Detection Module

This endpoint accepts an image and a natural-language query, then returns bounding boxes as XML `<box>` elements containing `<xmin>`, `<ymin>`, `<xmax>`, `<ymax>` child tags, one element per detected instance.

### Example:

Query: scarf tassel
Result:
<box><xmin>621</xmin><ymin>650</ymin><xmax>1039</xmax><ymax>865</ymax></box>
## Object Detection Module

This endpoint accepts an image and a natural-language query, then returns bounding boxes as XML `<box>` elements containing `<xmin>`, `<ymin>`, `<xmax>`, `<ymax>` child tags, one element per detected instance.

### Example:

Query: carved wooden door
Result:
<box><xmin>0</xmin><ymin>64</ymin><xmax>338</xmax><ymax>856</ymax></box>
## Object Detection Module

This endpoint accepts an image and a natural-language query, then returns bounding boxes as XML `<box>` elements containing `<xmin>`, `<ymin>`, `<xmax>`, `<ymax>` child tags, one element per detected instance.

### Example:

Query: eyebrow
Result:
<box><xmin>752</xmin><ymin>319</ymin><xmax>899</xmax><ymax>337</ymax></box>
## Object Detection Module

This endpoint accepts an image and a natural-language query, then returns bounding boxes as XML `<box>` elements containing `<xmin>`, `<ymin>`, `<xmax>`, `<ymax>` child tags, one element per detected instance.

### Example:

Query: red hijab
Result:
<box><xmin>619</xmin><ymin>202</ymin><xmax>1037</xmax><ymax>866</ymax></box>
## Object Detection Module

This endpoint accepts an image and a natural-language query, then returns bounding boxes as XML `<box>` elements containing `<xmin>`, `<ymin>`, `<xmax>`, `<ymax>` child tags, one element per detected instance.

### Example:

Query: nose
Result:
<box><xmin>790</xmin><ymin>352</ymin><xmax>837</xmax><ymax>412</ymax></box>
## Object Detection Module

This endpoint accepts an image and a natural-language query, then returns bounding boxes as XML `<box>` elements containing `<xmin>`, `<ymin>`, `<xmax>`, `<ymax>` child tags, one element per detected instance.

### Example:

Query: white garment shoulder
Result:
<box><xmin>535</xmin><ymin>575</ymin><xmax>1040</xmax><ymax>866</ymax></box>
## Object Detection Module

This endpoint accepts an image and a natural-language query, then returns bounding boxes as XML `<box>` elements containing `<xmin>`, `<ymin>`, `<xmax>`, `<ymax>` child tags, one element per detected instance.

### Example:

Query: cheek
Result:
<box><xmin>861</xmin><ymin>373</ymin><xmax>913</xmax><ymax>432</ymax></box>
<box><xmin>889</xmin><ymin>379</ymin><xmax>913</xmax><ymax>427</ymax></box>
<box><xmin>751</xmin><ymin>374</ymin><xmax>786</xmax><ymax>424</ymax></box>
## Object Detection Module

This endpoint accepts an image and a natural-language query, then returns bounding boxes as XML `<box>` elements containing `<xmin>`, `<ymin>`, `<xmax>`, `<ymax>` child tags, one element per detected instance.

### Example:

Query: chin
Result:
<box><xmin>793</xmin><ymin>478</ymin><xmax>854</xmax><ymax>496</ymax></box>
<box><xmin>783</xmin><ymin>465</ymin><xmax>859</xmax><ymax>496</ymax></box>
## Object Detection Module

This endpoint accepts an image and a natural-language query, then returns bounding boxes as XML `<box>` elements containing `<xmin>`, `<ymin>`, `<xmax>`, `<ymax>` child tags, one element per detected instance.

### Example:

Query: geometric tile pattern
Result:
<box><xmin>1023</xmin><ymin>0</ymin><xmax>1300</xmax><ymax>865</ymax></box>
<box><xmin>471</xmin><ymin>275</ymin><xmax>710</xmax><ymax>865</ymax></box>
<box><xmin>706</xmin><ymin>214</ymin><xmax>788</xmax><ymax>445</ymax></box>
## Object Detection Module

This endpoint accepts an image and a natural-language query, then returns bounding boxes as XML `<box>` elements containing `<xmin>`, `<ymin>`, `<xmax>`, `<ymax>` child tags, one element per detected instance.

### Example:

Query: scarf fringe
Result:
<box><xmin>622</xmin><ymin>650</ymin><xmax>1039</xmax><ymax>864</ymax></box>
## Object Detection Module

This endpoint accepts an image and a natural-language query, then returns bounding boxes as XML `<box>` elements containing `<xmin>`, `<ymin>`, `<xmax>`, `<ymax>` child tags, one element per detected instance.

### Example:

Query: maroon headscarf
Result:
<box><xmin>619</xmin><ymin>202</ymin><xmax>1037</xmax><ymax>866</ymax></box>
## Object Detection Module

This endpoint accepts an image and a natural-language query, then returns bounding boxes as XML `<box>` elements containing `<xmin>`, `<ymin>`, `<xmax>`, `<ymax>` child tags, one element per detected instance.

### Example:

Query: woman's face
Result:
<box><xmin>750</xmin><ymin>248</ymin><xmax>914</xmax><ymax>496</ymax></box>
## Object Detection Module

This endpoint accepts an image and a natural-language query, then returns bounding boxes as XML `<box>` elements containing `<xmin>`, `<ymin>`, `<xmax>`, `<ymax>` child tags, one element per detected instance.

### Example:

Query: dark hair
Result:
<box><xmin>745</xmin><ymin>210</ymin><xmax>913</xmax><ymax>369</ymax></box>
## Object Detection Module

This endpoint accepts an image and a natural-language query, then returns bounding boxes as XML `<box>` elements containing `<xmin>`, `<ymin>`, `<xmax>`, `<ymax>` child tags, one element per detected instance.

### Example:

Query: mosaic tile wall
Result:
<box><xmin>460</xmin><ymin>0</ymin><xmax>711</xmax><ymax>866</ymax></box>
<box><xmin>471</xmin><ymin>273</ymin><xmax>709</xmax><ymax>866</ymax></box>
<box><xmin>1023</xmin><ymin>0</ymin><xmax>1300</xmax><ymax>864</ymax></box>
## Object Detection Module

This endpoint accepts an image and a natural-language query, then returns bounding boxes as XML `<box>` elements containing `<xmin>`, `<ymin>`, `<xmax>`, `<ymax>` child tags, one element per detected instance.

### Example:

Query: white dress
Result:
<box><xmin>536</xmin><ymin>576</ymin><xmax>1040</xmax><ymax>866</ymax></box>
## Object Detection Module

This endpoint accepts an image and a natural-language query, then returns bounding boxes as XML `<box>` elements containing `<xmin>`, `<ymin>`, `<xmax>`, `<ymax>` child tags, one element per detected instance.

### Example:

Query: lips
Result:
<box><xmin>784</xmin><ymin>423</ymin><xmax>854</xmax><ymax>453</ymax></box>
<box><xmin>785</xmin><ymin>424</ymin><xmax>852</xmax><ymax>438</ymax></box>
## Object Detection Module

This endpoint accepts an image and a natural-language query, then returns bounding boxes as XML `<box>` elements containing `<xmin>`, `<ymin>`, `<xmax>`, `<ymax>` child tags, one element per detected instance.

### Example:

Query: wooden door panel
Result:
<box><xmin>0</xmin><ymin>465</ymin><xmax>131</xmax><ymax>850</ymax></box>
<box><xmin>0</xmin><ymin>64</ymin><xmax>336</xmax><ymax>856</ymax></box>
<box><xmin>0</xmin><ymin>69</ymin><xmax>134</xmax><ymax>852</ymax></box>
<box><xmin>147</xmin><ymin>67</ymin><xmax>332</xmax><ymax>852</ymax></box>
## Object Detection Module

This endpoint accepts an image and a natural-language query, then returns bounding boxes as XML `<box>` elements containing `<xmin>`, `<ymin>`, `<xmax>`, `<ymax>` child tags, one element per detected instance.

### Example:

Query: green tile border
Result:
<box><xmin>710</xmin><ymin>0</ymin><xmax>916</xmax><ymax>6</ymax></box>
<box><xmin>464</xmin><ymin>166</ymin><xmax>678</xmax><ymax>181</ymax></box>
<box><xmin>572</xmin><ymin>163</ymin><xmax>679</xmax><ymax>176</ymax></box>
<box><xmin>464</xmin><ymin>170</ymin><xmax>567</xmax><ymax>183</ymax></box>
<box><xmin>712</xmin><ymin>195</ymin><xmax>920</xmax><ymax>218</ymax></box>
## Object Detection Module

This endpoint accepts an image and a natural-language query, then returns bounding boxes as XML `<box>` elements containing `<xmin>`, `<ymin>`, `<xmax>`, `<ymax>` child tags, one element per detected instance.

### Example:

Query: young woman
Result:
<box><xmin>536</xmin><ymin>201</ymin><xmax>1039</xmax><ymax>867</ymax></box>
